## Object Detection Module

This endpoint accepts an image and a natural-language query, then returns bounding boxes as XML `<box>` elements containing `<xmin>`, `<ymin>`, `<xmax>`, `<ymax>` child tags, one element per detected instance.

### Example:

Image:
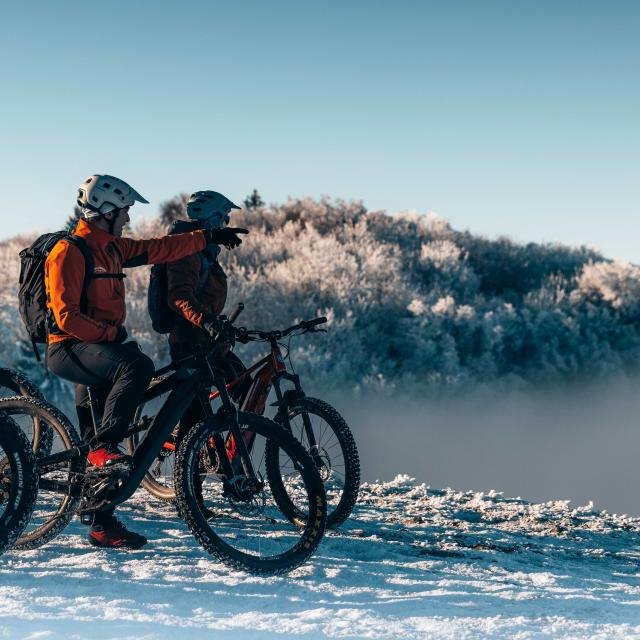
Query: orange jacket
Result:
<box><xmin>166</xmin><ymin>253</ymin><xmax>227</xmax><ymax>348</ymax></box>
<box><xmin>45</xmin><ymin>218</ymin><xmax>206</xmax><ymax>344</ymax></box>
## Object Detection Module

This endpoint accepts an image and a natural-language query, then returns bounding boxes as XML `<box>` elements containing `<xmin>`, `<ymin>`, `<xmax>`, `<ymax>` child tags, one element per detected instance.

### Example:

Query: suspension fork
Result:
<box><xmin>273</xmin><ymin>373</ymin><xmax>320</xmax><ymax>455</ymax></box>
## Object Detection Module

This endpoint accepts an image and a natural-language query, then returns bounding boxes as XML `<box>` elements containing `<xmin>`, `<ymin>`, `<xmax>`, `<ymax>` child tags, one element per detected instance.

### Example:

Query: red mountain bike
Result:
<box><xmin>130</xmin><ymin>312</ymin><xmax>360</xmax><ymax>528</ymax></box>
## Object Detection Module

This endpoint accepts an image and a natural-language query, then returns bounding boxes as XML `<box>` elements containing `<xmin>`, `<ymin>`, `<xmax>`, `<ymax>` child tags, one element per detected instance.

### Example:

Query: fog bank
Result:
<box><xmin>324</xmin><ymin>377</ymin><xmax>640</xmax><ymax>516</ymax></box>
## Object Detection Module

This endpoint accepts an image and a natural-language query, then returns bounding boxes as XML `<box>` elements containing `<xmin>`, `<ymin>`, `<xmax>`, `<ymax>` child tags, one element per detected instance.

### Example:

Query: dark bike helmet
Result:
<box><xmin>187</xmin><ymin>191</ymin><xmax>240</xmax><ymax>227</ymax></box>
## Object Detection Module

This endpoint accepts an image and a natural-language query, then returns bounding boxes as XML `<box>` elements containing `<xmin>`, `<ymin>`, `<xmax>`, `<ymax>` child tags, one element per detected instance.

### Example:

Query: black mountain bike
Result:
<box><xmin>0</xmin><ymin>333</ymin><xmax>327</xmax><ymax>575</ymax></box>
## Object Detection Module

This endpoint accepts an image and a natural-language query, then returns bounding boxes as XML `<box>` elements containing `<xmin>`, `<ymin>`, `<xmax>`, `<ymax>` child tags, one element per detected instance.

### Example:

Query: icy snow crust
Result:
<box><xmin>2</xmin><ymin>476</ymin><xmax>640</xmax><ymax>639</ymax></box>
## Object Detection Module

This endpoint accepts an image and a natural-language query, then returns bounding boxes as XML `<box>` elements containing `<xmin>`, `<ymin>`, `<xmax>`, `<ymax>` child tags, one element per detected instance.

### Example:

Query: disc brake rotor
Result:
<box><xmin>223</xmin><ymin>475</ymin><xmax>266</xmax><ymax>516</ymax></box>
<box><xmin>309</xmin><ymin>445</ymin><xmax>332</xmax><ymax>482</ymax></box>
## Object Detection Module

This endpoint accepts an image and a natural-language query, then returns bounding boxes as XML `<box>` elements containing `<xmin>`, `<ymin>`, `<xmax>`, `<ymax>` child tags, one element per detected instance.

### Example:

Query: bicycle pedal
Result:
<box><xmin>86</xmin><ymin>461</ymin><xmax>131</xmax><ymax>477</ymax></box>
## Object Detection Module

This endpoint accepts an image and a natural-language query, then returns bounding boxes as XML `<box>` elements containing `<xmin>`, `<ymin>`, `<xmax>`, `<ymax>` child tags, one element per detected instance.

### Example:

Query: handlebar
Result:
<box><xmin>235</xmin><ymin>316</ymin><xmax>327</xmax><ymax>343</ymax></box>
<box><xmin>302</xmin><ymin>317</ymin><xmax>327</xmax><ymax>329</ymax></box>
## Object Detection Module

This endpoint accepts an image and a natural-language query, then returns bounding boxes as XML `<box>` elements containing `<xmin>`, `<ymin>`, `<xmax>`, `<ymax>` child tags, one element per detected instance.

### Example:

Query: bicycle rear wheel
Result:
<box><xmin>125</xmin><ymin>430</ymin><xmax>176</xmax><ymax>501</ymax></box>
<box><xmin>0</xmin><ymin>410</ymin><xmax>38</xmax><ymax>554</ymax></box>
<box><xmin>175</xmin><ymin>412</ymin><xmax>327</xmax><ymax>575</ymax></box>
<box><xmin>0</xmin><ymin>368</ymin><xmax>43</xmax><ymax>400</ymax></box>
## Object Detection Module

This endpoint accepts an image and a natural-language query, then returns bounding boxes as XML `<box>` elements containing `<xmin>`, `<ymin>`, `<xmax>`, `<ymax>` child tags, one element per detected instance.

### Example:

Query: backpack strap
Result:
<box><xmin>198</xmin><ymin>252</ymin><xmax>211</xmax><ymax>291</ymax></box>
<box><xmin>66</xmin><ymin>235</ymin><xmax>95</xmax><ymax>315</ymax></box>
<box><xmin>43</xmin><ymin>234</ymin><xmax>95</xmax><ymax>372</ymax></box>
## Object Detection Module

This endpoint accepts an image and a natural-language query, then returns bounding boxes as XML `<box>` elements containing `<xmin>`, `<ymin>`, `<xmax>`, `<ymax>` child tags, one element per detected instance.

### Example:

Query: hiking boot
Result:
<box><xmin>87</xmin><ymin>445</ymin><xmax>132</xmax><ymax>469</ymax></box>
<box><xmin>88</xmin><ymin>515</ymin><xmax>147</xmax><ymax>550</ymax></box>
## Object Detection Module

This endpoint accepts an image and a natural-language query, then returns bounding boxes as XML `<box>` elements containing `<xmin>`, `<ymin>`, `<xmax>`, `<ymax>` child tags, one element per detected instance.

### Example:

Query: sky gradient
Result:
<box><xmin>1</xmin><ymin>1</ymin><xmax>638</xmax><ymax>260</ymax></box>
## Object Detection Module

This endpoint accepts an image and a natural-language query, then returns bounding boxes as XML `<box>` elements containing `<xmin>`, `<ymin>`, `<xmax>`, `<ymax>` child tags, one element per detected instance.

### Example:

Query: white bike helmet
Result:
<box><xmin>187</xmin><ymin>190</ymin><xmax>240</xmax><ymax>227</ymax></box>
<box><xmin>77</xmin><ymin>174</ymin><xmax>149</xmax><ymax>218</ymax></box>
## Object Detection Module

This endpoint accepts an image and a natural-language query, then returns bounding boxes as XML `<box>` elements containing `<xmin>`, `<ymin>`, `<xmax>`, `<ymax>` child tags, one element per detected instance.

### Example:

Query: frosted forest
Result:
<box><xmin>1</xmin><ymin>195</ymin><xmax>639</xmax><ymax>411</ymax></box>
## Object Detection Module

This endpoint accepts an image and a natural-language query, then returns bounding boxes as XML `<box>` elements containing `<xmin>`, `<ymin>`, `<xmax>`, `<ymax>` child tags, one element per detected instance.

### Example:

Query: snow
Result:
<box><xmin>2</xmin><ymin>476</ymin><xmax>640</xmax><ymax>639</ymax></box>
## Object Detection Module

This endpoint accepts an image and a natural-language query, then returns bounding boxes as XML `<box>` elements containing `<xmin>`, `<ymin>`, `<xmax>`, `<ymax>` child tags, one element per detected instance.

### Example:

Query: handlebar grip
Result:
<box><xmin>228</xmin><ymin>302</ymin><xmax>245</xmax><ymax>323</ymax></box>
<box><xmin>304</xmin><ymin>316</ymin><xmax>327</xmax><ymax>328</ymax></box>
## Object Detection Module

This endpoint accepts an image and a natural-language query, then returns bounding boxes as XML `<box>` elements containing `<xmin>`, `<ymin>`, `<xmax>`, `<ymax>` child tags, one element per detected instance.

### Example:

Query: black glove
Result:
<box><xmin>203</xmin><ymin>317</ymin><xmax>235</xmax><ymax>346</ymax></box>
<box><xmin>204</xmin><ymin>227</ymin><xmax>249</xmax><ymax>249</ymax></box>
<box><xmin>114</xmin><ymin>326</ymin><xmax>128</xmax><ymax>343</ymax></box>
<box><xmin>235</xmin><ymin>327</ymin><xmax>250</xmax><ymax>344</ymax></box>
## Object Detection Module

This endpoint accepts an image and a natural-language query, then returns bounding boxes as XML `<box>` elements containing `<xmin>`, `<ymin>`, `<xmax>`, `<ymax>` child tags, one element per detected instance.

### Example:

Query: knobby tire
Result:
<box><xmin>175</xmin><ymin>412</ymin><xmax>327</xmax><ymax>575</ymax></box>
<box><xmin>269</xmin><ymin>397</ymin><xmax>360</xmax><ymax>529</ymax></box>
<box><xmin>0</xmin><ymin>397</ymin><xmax>82</xmax><ymax>549</ymax></box>
<box><xmin>0</xmin><ymin>411</ymin><xmax>38</xmax><ymax>554</ymax></box>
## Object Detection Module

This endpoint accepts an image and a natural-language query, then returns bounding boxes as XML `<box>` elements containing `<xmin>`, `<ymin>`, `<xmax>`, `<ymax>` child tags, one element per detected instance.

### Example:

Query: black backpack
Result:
<box><xmin>18</xmin><ymin>231</ymin><xmax>94</xmax><ymax>360</ymax></box>
<box><xmin>147</xmin><ymin>220</ymin><xmax>215</xmax><ymax>334</ymax></box>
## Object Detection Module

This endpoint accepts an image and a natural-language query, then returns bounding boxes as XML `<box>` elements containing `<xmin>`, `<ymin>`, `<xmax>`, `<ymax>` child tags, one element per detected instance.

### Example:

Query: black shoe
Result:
<box><xmin>88</xmin><ymin>515</ymin><xmax>147</xmax><ymax>549</ymax></box>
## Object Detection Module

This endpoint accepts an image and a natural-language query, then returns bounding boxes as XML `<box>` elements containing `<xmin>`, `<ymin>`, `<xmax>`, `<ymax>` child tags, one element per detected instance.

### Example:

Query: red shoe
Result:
<box><xmin>88</xmin><ymin>515</ymin><xmax>147</xmax><ymax>550</ymax></box>
<box><xmin>87</xmin><ymin>446</ymin><xmax>131</xmax><ymax>468</ymax></box>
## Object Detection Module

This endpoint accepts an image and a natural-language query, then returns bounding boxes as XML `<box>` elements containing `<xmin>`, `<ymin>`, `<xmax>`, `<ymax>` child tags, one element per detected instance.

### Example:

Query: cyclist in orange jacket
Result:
<box><xmin>45</xmin><ymin>175</ymin><xmax>247</xmax><ymax>548</ymax></box>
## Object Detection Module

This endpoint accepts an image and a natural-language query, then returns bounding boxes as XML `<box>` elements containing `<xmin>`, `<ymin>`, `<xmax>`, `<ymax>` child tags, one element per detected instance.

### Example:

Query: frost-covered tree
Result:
<box><xmin>1</xmin><ymin>196</ymin><xmax>639</xmax><ymax>401</ymax></box>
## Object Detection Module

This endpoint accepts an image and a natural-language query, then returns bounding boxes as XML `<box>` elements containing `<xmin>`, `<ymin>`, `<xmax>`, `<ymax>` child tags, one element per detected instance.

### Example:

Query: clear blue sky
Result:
<box><xmin>1</xmin><ymin>1</ymin><xmax>638</xmax><ymax>260</ymax></box>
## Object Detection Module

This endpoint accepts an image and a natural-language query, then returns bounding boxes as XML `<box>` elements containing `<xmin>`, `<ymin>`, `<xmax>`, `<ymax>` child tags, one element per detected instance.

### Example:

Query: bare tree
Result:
<box><xmin>159</xmin><ymin>193</ymin><xmax>189</xmax><ymax>226</ymax></box>
<box><xmin>64</xmin><ymin>206</ymin><xmax>83</xmax><ymax>233</ymax></box>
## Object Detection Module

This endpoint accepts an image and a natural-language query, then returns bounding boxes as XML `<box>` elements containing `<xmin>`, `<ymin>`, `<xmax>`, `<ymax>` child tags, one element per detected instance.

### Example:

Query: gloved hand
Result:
<box><xmin>203</xmin><ymin>317</ymin><xmax>235</xmax><ymax>346</ymax></box>
<box><xmin>114</xmin><ymin>326</ymin><xmax>128</xmax><ymax>343</ymax></box>
<box><xmin>234</xmin><ymin>327</ymin><xmax>250</xmax><ymax>344</ymax></box>
<box><xmin>203</xmin><ymin>227</ymin><xmax>249</xmax><ymax>249</ymax></box>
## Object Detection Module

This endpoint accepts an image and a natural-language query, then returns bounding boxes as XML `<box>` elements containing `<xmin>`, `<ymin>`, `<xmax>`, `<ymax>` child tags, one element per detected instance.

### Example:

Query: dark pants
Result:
<box><xmin>47</xmin><ymin>340</ymin><xmax>154</xmax><ymax>527</ymax></box>
<box><xmin>47</xmin><ymin>340</ymin><xmax>155</xmax><ymax>448</ymax></box>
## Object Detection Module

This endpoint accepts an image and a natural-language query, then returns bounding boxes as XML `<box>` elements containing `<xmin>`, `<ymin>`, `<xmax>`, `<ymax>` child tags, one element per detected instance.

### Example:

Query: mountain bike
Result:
<box><xmin>0</xmin><ymin>410</ymin><xmax>38</xmax><ymax>554</ymax></box>
<box><xmin>127</xmin><ymin>311</ymin><xmax>360</xmax><ymax>529</ymax></box>
<box><xmin>0</xmin><ymin>332</ymin><xmax>327</xmax><ymax>575</ymax></box>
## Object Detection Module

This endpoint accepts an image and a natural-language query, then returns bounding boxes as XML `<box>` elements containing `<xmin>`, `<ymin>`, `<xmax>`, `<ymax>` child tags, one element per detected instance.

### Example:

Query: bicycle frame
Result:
<box><xmin>38</xmin><ymin>346</ymin><xmax>261</xmax><ymax>512</ymax></box>
<box><xmin>208</xmin><ymin>339</ymin><xmax>321</xmax><ymax>457</ymax></box>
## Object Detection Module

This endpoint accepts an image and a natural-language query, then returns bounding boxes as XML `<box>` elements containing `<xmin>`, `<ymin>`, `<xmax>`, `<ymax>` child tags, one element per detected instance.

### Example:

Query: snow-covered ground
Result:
<box><xmin>2</xmin><ymin>475</ymin><xmax>640</xmax><ymax>640</ymax></box>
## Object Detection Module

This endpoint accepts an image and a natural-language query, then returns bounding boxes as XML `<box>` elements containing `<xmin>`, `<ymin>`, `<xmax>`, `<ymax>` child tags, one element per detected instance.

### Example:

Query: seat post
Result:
<box><xmin>86</xmin><ymin>387</ymin><xmax>102</xmax><ymax>439</ymax></box>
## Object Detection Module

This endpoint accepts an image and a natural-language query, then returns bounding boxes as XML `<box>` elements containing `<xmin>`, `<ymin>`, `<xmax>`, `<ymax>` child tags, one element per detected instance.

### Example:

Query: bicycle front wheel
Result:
<box><xmin>0</xmin><ymin>410</ymin><xmax>38</xmax><ymax>554</ymax></box>
<box><xmin>0</xmin><ymin>369</ymin><xmax>52</xmax><ymax>457</ymax></box>
<box><xmin>0</xmin><ymin>397</ymin><xmax>83</xmax><ymax>549</ymax></box>
<box><xmin>269</xmin><ymin>397</ymin><xmax>360</xmax><ymax>528</ymax></box>
<box><xmin>175</xmin><ymin>412</ymin><xmax>327</xmax><ymax>575</ymax></box>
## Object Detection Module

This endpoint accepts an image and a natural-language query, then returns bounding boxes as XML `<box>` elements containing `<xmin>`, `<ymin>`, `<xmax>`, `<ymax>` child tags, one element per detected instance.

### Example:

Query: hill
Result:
<box><xmin>1</xmin><ymin>198</ymin><xmax>639</xmax><ymax>409</ymax></box>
